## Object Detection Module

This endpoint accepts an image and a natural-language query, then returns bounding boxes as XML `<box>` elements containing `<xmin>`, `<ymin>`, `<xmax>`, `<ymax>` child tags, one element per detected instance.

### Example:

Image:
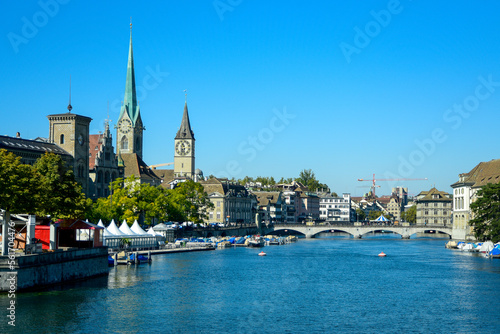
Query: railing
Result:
<box><xmin>274</xmin><ymin>223</ymin><xmax>451</xmax><ymax>229</ymax></box>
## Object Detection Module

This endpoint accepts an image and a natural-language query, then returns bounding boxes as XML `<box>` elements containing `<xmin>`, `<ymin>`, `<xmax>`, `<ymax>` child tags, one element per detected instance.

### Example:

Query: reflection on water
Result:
<box><xmin>2</xmin><ymin>239</ymin><xmax>500</xmax><ymax>333</ymax></box>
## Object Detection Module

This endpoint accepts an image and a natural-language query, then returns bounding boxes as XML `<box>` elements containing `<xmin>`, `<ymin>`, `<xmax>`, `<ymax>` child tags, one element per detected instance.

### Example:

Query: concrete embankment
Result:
<box><xmin>0</xmin><ymin>247</ymin><xmax>109</xmax><ymax>292</ymax></box>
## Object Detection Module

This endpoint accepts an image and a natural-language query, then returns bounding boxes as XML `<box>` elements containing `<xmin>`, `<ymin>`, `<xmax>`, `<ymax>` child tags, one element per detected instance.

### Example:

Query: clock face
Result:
<box><xmin>119</xmin><ymin>119</ymin><xmax>132</xmax><ymax>134</ymax></box>
<box><xmin>176</xmin><ymin>140</ymin><xmax>191</xmax><ymax>156</ymax></box>
<box><xmin>78</xmin><ymin>134</ymin><xmax>84</xmax><ymax>146</ymax></box>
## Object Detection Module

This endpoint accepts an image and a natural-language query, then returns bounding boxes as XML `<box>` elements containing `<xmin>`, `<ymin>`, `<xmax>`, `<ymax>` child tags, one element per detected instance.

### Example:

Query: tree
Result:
<box><xmin>295</xmin><ymin>169</ymin><xmax>329</xmax><ymax>192</ymax></box>
<box><xmin>356</xmin><ymin>208</ymin><xmax>366</xmax><ymax>221</ymax></box>
<box><xmin>34</xmin><ymin>153</ymin><xmax>89</xmax><ymax>219</ymax></box>
<box><xmin>0</xmin><ymin>149</ymin><xmax>39</xmax><ymax>214</ymax></box>
<box><xmin>402</xmin><ymin>205</ymin><xmax>416</xmax><ymax>224</ymax></box>
<box><xmin>470</xmin><ymin>183</ymin><xmax>500</xmax><ymax>242</ymax></box>
<box><xmin>170</xmin><ymin>180</ymin><xmax>214</xmax><ymax>224</ymax></box>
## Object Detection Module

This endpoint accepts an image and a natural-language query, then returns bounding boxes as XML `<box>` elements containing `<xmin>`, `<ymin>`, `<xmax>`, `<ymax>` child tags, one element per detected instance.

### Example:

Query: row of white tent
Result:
<box><xmin>97</xmin><ymin>219</ymin><xmax>163</xmax><ymax>249</ymax></box>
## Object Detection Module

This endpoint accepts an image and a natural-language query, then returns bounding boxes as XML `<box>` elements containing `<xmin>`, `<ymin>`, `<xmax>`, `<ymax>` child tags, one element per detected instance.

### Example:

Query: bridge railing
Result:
<box><xmin>274</xmin><ymin>223</ymin><xmax>451</xmax><ymax>229</ymax></box>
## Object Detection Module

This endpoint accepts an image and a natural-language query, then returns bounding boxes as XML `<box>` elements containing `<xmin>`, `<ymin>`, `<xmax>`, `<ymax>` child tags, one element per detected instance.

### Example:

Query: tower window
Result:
<box><xmin>60</xmin><ymin>134</ymin><xmax>65</xmax><ymax>144</ymax></box>
<box><xmin>121</xmin><ymin>136</ymin><xmax>128</xmax><ymax>150</ymax></box>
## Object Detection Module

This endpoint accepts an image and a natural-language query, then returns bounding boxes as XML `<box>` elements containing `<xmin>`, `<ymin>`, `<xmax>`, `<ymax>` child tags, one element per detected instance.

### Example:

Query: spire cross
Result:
<box><xmin>184</xmin><ymin>89</ymin><xmax>187</xmax><ymax>103</ymax></box>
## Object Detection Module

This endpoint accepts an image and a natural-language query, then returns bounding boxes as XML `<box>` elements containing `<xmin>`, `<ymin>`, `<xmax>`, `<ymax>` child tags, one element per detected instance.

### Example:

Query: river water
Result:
<box><xmin>2</xmin><ymin>237</ymin><xmax>500</xmax><ymax>333</ymax></box>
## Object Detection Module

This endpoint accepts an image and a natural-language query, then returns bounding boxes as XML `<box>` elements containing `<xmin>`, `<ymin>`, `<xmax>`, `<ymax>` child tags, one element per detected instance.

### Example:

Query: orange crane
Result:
<box><xmin>148</xmin><ymin>162</ymin><xmax>174</xmax><ymax>170</ymax></box>
<box><xmin>357</xmin><ymin>174</ymin><xmax>428</xmax><ymax>197</ymax></box>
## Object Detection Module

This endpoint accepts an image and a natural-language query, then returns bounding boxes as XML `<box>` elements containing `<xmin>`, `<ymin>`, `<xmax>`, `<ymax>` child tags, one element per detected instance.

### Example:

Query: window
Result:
<box><xmin>434</xmin><ymin>210</ymin><xmax>438</xmax><ymax>215</ymax></box>
<box><xmin>425</xmin><ymin>203</ymin><xmax>428</xmax><ymax>207</ymax></box>
<box><xmin>425</xmin><ymin>211</ymin><xmax>429</xmax><ymax>215</ymax></box>
<box><xmin>121</xmin><ymin>136</ymin><xmax>128</xmax><ymax>150</ymax></box>
<box><xmin>60</xmin><ymin>134</ymin><xmax>65</xmax><ymax>144</ymax></box>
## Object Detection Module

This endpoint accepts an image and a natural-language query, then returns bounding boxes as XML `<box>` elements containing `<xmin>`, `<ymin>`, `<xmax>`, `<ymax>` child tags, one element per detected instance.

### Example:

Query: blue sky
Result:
<box><xmin>2</xmin><ymin>1</ymin><xmax>500</xmax><ymax>197</ymax></box>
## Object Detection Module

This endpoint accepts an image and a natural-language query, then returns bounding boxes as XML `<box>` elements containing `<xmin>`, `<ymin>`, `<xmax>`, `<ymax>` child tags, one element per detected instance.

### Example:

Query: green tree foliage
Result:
<box><xmin>1</xmin><ymin>150</ymin><xmax>87</xmax><ymax>219</ymax></box>
<box><xmin>34</xmin><ymin>153</ymin><xmax>89</xmax><ymax>219</ymax></box>
<box><xmin>296</xmin><ymin>169</ymin><xmax>329</xmax><ymax>192</ymax></box>
<box><xmin>278</xmin><ymin>177</ymin><xmax>293</xmax><ymax>184</ymax></box>
<box><xmin>0</xmin><ymin>149</ymin><xmax>39</xmax><ymax>214</ymax></box>
<box><xmin>88</xmin><ymin>177</ymin><xmax>213</xmax><ymax>225</ymax></box>
<box><xmin>402</xmin><ymin>205</ymin><xmax>416</xmax><ymax>223</ymax></box>
<box><xmin>470</xmin><ymin>183</ymin><xmax>500</xmax><ymax>242</ymax></box>
<box><xmin>169</xmin><ymin>180</ymin><xmax>214</xmax><ymax>224</ymax></box>
<box><xmin>356</xmin><ymin>208</ymin><xmax>366</xmax><ymax>221</ymax></box>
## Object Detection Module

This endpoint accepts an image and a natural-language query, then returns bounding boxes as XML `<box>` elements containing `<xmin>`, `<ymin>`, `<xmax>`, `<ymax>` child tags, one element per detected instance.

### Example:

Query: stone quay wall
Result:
<box><xmin>0</xmin><ymin>247</ymin><xmax>109</xmax><ymax>292</ymax></box>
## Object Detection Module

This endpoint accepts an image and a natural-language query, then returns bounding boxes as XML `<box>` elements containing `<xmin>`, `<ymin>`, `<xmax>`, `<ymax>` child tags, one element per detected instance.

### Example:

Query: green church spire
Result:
<box><xmin>119</xmin><ymin>22</ymin><xmax>140</xmax><ymax>126</ymax></box>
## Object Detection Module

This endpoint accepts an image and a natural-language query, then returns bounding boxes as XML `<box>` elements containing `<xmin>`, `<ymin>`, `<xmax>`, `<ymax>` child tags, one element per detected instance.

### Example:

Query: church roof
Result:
<box><xmin>155</xmin><ymin>169</ymin><xmax>175</xmax><ymax>188</ymax></box>
<box><xmin>121</xmin><ymin>153</ymin><xmax>160</xmax><ymax>183</ymax></box>
<box><xmin>118</xmin><ymin>26</ymin><xmax>141</xmax><ymax>127</ymax></box>
<box><xmin>175</xmin><ymin>102</ymin><xmax>195</xmax><ymax>140</ymax></box>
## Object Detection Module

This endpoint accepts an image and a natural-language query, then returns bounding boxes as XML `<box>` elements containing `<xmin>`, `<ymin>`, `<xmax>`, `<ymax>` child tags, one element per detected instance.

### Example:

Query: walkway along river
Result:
<box><xmin>1</xmin><ymin>237</ymin><xmax>500</xmax><ymax>333</ymax></box>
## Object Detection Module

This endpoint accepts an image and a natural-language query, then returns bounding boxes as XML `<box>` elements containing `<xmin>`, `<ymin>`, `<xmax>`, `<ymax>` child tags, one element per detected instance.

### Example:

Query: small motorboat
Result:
<box><xmin>378</xmin><ymin>252</ymin><xmax>386</xmax><ymax>257</ymax></box>
<box><xmin>258</xmin><ymin>251</ymin><xmax>266</xmax><ymax>256</ymax></box>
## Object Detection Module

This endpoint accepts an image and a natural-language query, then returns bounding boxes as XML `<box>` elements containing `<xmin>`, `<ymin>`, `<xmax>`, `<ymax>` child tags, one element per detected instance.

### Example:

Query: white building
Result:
<box><xmin>451</xmin><ymin>158</ymin><xmax>500</xmax><ymax>240</ymax></box>
<box><xmin>319</xmin><ymin>193</ymin><xmax>352</xmax><ymax>222</ymax></box>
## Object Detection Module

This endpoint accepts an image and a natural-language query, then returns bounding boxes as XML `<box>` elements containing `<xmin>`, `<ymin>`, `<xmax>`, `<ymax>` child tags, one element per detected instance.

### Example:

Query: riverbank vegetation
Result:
<box><xmin>470</xmin><ymin>182</ymin><xmax>500</xmax><ymax>242</ymax></box>
<box><xmin>0</xmin><ymin>150</ymin><xmax>213</xmax><ymax>225</ymax></box>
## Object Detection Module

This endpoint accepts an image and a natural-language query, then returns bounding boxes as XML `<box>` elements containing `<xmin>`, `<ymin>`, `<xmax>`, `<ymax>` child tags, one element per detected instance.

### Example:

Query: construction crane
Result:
<box><xmin>357</xmin><ymin>174</ymin><xmax>427</xmax><ymax>198</ymax></box>
<box><xmin>148</xmin><ymin>162</ymin><xmax>174</xmax><ymax>170</ymax></box>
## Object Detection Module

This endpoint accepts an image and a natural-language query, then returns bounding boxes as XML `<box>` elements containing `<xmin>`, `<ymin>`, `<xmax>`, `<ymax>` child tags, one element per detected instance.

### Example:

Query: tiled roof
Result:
<box><xmin>253</xmin><ymin>191</ymin><xmax>281</xmax><ymax>205</ymax></box>
<box><xmin>451</xmin><ymin>159</ymin><xmax>500</xmax><ymax>188</ymax></box>
<box><xmin>121</xmin><ymin>153</ymin><xmax>160</xmax><ymax>182</ymax></box>
<box><xmin>416</xmin><ymin>187</ymin><xmax>451</xmax><ymax>202</ymax></box>
<box><xmin>155</xmin><ymin>169</ymin><xmax>175</xmax><ymax>187</ymax></box>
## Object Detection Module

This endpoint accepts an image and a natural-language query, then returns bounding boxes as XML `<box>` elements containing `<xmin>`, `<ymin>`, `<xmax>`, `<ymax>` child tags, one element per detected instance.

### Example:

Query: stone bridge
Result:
<box><xmin>268</xmin><ymin>223</ymin><xmax>453</xmax><ymax>239</ymax></box>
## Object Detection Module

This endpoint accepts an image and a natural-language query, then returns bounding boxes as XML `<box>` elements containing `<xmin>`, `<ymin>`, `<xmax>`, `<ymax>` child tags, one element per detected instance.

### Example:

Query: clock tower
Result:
<box><xmin>116</xmin><ymin>23</ymin><xmax>144</xmax><ymax>159</ymax></box>
<box><xmin>174</xmin><ymin>102</ymin><xmax>195</xmax><ymax>178</ymax></box>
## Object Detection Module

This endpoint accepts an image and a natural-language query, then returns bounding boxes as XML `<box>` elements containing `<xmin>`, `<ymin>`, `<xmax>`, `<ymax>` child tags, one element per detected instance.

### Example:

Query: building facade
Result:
<box><xmin>319</xmin><ymin>193</ymin><xmax>352</xmax><ymax>222</ymax></box>
<box><xmin>415</xmin><ymin>187</ymin><xmax>452</xmax><ymax>226</ymax></box>
<box><xmin>253</xmin><ymin>191</ymin><xmax>285</xmax><ymax>225</ymax></box>
<box><xmin>200</xmin><ymin>178</ymin><xmax>254</xmax><ymax>225</ymax></box>
<box><xmin>47</xmin><ymin>111</ymin><xmax>92</xmax><ymax>196</ymax></box>
<box><xmin>451</xmin><ymin>158</ymin><xmax>500</xmax><ymax>240</ymax></box>
<box><xmin>88</xmin><ymin>120</ymin><xmax>123</xmax><ymax>199</ymax></box>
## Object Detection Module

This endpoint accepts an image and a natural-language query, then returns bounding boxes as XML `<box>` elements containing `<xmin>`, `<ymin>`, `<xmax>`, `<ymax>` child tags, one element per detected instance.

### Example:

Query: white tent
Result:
<box><xmin>97</xmin><ymin>220</ymin><xmax>115</xmax><ymax>237</ymax></box>
<box><xmin>119</xmin><ymin>220</ymin><xmax>137</xmax><ymax>236</ymax></box>
<box><xmin>147</xmin><ymin>227</ymin><xmax>162</xmax><ymax>236</ymax></box>
<box><xmin>131</xmin><ymin>220</ymin><xmax>148</xmax><ymax>235</ymax></box>
<box><xmin>107</xmin><ymin>219</ymin><xmax>127</xmax><ymax>236</ymax></box>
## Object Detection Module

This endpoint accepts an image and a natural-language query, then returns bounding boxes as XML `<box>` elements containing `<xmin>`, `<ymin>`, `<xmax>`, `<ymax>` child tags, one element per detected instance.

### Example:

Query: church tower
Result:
<box><xmin>116</xmin><ymin>23</ymin><xmax>144</xmax><ymax>159</ymax></box>
<box><xmin>48</xmin><ymin>99</ymin><xmax>92</xmax><ymax>196</ymax></box>
<box><xmin>174</xmin><ymin>101</ymin><xmax>195</xmax><ymax>178</ymax></box>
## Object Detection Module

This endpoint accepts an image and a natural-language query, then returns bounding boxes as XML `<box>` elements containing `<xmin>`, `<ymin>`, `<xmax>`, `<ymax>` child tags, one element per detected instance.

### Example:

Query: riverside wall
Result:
<box><xmin>0</xmin><ymin>247</ymin><xmax>109</xmax><ymax>292</ymax></box>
